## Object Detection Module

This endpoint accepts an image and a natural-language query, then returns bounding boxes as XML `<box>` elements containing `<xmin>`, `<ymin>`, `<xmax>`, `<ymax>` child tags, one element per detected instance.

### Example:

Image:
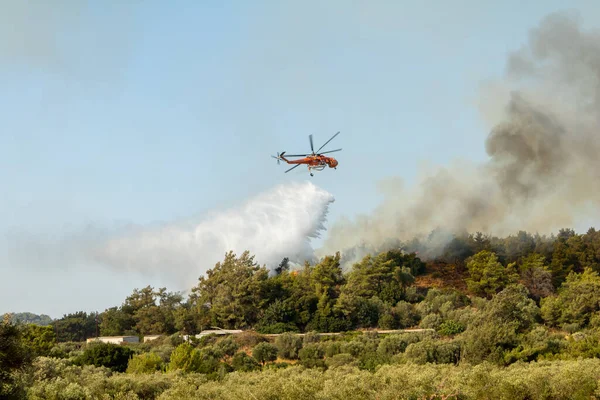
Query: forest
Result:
<box><xmin>4</xmin><ymin>227</ymin><xmax>600</xmax><ymax>399</ymax></box>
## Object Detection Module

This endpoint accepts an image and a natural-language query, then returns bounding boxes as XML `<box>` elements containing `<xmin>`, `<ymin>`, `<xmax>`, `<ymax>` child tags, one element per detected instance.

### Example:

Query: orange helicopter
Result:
<box><xmin>272</xmin><ymin>131</ymin><xmax>341</xmax><ymax>176</ymax></box>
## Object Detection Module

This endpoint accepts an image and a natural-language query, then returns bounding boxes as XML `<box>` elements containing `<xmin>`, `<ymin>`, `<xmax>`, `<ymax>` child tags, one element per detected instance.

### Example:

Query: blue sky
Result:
<box><xmin>2</xmin><ymin>1</ymin><xmax>600</xmax><ymax>318</ymax></box>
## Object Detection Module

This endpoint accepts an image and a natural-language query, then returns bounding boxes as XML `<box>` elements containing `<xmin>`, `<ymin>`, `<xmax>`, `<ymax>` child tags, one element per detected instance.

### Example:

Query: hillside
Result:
<box><xmin>39</xmin><ymin>228</ymin><xmax>599</xmax><ymax>339</ymax></box>
<box><xmin>8</xmin><ymin>312</ymin><xmax>53</xmax><ymax>326</ymax></box>
<box><xmin>5</xmin><ymin>227</ymin><xmax>600</xmax><ymax>399</ymax></box>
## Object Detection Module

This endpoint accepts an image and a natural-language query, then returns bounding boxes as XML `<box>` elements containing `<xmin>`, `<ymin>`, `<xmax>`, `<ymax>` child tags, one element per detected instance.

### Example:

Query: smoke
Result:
<box><xmin>317</xmin><ymin>10</ymin><xmax>600</xmax><ymax>264</ymax></box>
<box><xmin>0</xmin><ymin>1</ymin><xmax>136</xmax><ymax>80</ymax></box>
<box><xmin>5</xmin><ymin>181</ymin><xmax>334</xmax><ymax>289</ymax></box>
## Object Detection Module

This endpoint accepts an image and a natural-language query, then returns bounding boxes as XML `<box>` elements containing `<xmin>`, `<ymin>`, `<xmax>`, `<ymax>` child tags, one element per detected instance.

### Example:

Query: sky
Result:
<box><xmin>2</xmin><ymin>0</ymin><xmax>600</xmax><ymax>318</ymax></box>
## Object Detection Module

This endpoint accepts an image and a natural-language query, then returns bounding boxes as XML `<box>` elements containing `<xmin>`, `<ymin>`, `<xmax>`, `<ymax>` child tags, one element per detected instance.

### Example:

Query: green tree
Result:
<box><xmin>51</xmin><ymin>311</ymin><xmax>97</xmax><ymax>342</ymax></box>
<box><xmin>99</xmin><ymin>307</ymin><xmax>135</xmax><ymax>336</ymax></box>
<box><xmin>549</xmin><ymin>228</ymin><xmax>582</xmax><ymax>287</ymax></box>
<box><xmin>461</xmin><ymin>284</ymin><xmax>540</xmax><ymax>364</ymax></box>
<box><xmin>340</xmin><ymin>251</ymin><xmax>417</xmax><ymax>307</ymax></box>
<box><xmin>189</xmin><ymin>251</ymin><xmax>269</xmax><ymax>329</ymax></box>
<box><xmin>120</xmin><ymin>286</ymin><xmax>183</xmax><ymax>335</ymax></box>
<box><xmin>275</xmin><ymin>332</ymin><xmax>303</xmax><ymax>359</ymax></box>
<box><xmin>311</xmin><ymin>252</ymin><xmax>345</xmax><ymax>298</ymax></box>
<box><xmin>126</xmin><ymin>352</ymin><xmax>164</xmax><ymax>373</ymax></box>
<box><xmin>0</xmin><ymin>315</ymin><xmax>33</xmax><ymax>399</ymax></box>
<box><xmin>466</xmin><ymin>250</ymin><xmax>519</xmax><ymax>298</ymax></box>
<box><xmin>167</xmin><ymin>342</ymin><xmax>195</xmax><ymax>372</ymax></box>
<box><xmin>20</xmin><ymin>323</ymin><xmax>56</xmax><ymax>357</ymax></box>
<box><xmin>232</xmin><ymin>351</ymin><xmax>261</xmax><ymax>371</ymax></box>
<box><xmin>540</xmin><ymin>267</ymin><xmax>600</xmax><ymax>329</ymax></box>
<box><xmin>519</xmin><ymin>253</ymin><xmax>554</xmax><ymax>301</ymax></box>
<box><xmin>9</xmin><ymin>312</ymin><xmax>52</xmax><ymax>326</ymax></box>
<box><xmin>252</xmin><ymin>342</ymin><xmax>278</xmax><ymax>366</ymax></box>
<box><xmin>75</xmin><ymin>342</ymin><xmax>135</xmax><ymax>372</ymax></box>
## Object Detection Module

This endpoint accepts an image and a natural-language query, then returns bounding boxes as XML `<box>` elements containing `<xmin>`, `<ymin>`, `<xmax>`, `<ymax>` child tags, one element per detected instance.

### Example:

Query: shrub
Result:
<box><xmin>377</xmin><ymin>333</ymin><xmax>420</xmax><ymax>358</ymax></box>
<box><xmin>126</xmin><ymin>352</ymin><xmax>164</xmax><ymax>373</ymax></box>
<box><xmin>232</xmin><ymin>351</ymin><xmax>261</xmax><ymax>372</ymax></box>
<box><xmin>74</xmin><ymin>342</ymin><xmax>134</xmax><ymax>373</ymax></box>
<box><xmin>234</xmin><ymin>331</ymin><xmax>268</xmax><ymax>348</ymax></box>
<box><xmin>299</xmin><ymin>343</ymin><xmax>326</xmax><ymax>368</ymax></box>
<box><xmin>420</xmin><ymin>313</ymin><xmax>443</xmax><ymax>330</ymax></box>
<box><xmin>256</xmin><ymin>322</ymin><xmax>300</xmax><ymax>334</ymax></box>
<box><xmin>252</xmin><ymin>342</ymin><xmax>278</xmax><ymax>366</ymax></box>
<box><xmin>275</xmin><ymin>332</ymin><xmax>303</xmax><ymax>359</ymax></box>
<box><xmin>438</xmin><ymin>320</ymin><xmax>465</xmax><ymax>336</ymax></box>
<box><xmin>215</xmin><ymin>337</ymin><xmax>239</xmax><ymax>358</ymax></box>
<box><xmin>326</xmin><ymin>353</ymin><xmax>358</xmax><ymax>368</ymax></box>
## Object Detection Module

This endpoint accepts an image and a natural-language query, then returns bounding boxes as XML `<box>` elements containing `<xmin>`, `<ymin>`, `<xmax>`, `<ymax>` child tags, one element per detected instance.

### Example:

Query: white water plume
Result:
<box><xmin>87</xmin><ymin>181</ymin><xmax>335</xmax><ymax>288</ymax></box>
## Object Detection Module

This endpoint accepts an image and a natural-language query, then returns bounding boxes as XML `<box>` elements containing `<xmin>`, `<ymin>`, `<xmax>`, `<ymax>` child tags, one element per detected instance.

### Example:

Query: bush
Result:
<box><xmin>275</xmin><ymin>332</ymin><xmax>303</xmax><ymax>359</ymax></box>
<box><xmin>377</xmin><ymin>333</ymin><xmax>421</xmax><ymax>358</ymax></box>
<box><xmin>438</xmin><ymin>320</ymin><xmax>465</xmax><ymax>336</ymax></box>
<box><xmin>395</xmin><ymin>301</ymin><xmax>420</xmax><ymax>328</ymax></box>
<box><xmin>256</xmin><ymin>322</ymin><xmax>300</xmax><ymax>334</ymax></box>
<box><xmin>234</xmin><ymin>331</ymin><xmax>268</xmax><ymax>348</ymax></box>
<box><xmin>420</xmin><ymin>313</ymin><xmax>443</xmax><ymax>330</ymax></box>
<box><xmin>232</xmin><ymin>351</ymin><xmax>261</xmax><ymax>372</ymax></box>
<box><xmin>126</xmin><ymin>352</ymin><xmax>164</xmax><ymax>373</ymax></box>
<box><xmin>326</xmin><ymin>353</ymin><xmax>358</xmax><ymax>368</ymax></box>
<box><xmin>252</xmin><ymin>342</ymin><xmax>278</xmax><ymax>366</ymax></box>
<box><xmin>215</xmin><ymin>337</ymin><xmax>239</xmax><ymax>358</ymax></box>
<box><xmin>74</xmin><ymin>342</ymin><xmax>134</xmax><ymax>372</ymax></box>
<box><xmin>299</xmin><ymin>343</ymin><xmax>326</xmax><ymax>368</ymax></box>
<box><xmin>378</xmin><ymin>312</ymin><xmax>398</xmax><ymax>329</ymax></box>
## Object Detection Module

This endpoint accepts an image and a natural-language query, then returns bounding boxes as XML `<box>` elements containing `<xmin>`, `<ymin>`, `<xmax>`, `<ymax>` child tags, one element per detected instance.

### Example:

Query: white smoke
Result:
<box><xmin>86</xmin><ymin>181</ymin><xmax>334</xmax><ymax>288</ymax></box>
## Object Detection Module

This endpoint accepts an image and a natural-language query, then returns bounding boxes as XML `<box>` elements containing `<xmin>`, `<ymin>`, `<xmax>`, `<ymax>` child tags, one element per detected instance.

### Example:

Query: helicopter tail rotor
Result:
<box><xmin>271</xmin><ymin>151</ymin><xmax>286</xmax><ymax>164</ymax></box>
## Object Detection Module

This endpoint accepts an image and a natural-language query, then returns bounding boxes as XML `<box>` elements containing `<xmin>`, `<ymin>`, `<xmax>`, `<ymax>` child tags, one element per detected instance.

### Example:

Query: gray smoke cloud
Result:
<box><xmin>317</xmin><ymin>10</ymin><xmax>600</xmax><ymax>265</ymax></box>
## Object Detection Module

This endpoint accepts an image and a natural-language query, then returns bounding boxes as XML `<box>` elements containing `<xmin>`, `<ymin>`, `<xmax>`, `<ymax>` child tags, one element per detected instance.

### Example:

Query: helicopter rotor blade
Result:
<box><xmin>316</xmin><ymin>131</ymin><xmax>340</xmax><ymax>154</ymax></box>
<box><xmin>285</xmin><ymin>164</ymin><xmax>301</xmax><ymax>173</ymax></box>
<box><xmin>319</xmin><ymin>148</ymin><xmax>342</xmax><ymax>155</ymax></box>
<box><xmin>309</xmin><ymin>134</ymin><xmax>314</xmax><ymax>154</ymax></box>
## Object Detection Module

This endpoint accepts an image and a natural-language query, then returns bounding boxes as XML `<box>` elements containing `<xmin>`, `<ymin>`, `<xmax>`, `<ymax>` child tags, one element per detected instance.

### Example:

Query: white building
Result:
<box><xmin>143</xmin><ymin>335</ymin><xmax>162</xmax><ymax>342</ymax></box>
<box><xmin>86</xmin><ymin>336</ymin><xmax>139</xmax><ymax>344</ymax></box>
<box><xmin>182</xmin><ymin>329</ymin><xmax>243</xmax><ymax>341</ymax></box>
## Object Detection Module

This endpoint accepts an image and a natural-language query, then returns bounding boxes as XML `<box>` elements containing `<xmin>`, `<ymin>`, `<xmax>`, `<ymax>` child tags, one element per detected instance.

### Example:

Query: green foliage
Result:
<box><xmin>166</xmin><ymin>342</ymin><xmax>194</xmax><ymax>372</ymax></box>
<box><xmin>0</xmin><ymin>316</ymin><xmax>34</xmax><ymax>399</ymax></box>
<box><xmin>466</xmin><ymin>250</ymin><xmax>519</xmax><ymax>298</ymax></box>
<box><xmin>17</xmin><ymin>227</ymin><xmax>600</xmax><ymax>396</ymax></box>
<box><xmin>189</xmin><ymin>251</ymin><xmax>270</xmax><ymax>330</ymax></box>
<box><xmin>298</xmin><ymin>343</ymin><xmax>326</xmax><ymax>368</ymax></box>
<box><xmin>420</xmin><ymin>313</ymin><xmax>443</xmax><ymax>330</ymax></box>
<box><xmin>341</xmin><ymin>251</ymin><xmax>416</xmax><ymax>306</ymax></box>
<box><xmin>255</xmin><ymin>298</ymin><xmax>299</xmax><ymax>333</ymax></box>
<box><xmin>274</xmin><ymin>332</ymin><xmax>303</xmax><ymax>359</ymax></box>
<box><xmin>20</xmin><ymin>323</ymin><xmax>56</xmax><ymax>357</ymax></box>
<box><xmin>438</xmin><ymin>320</ymin><xmax>465</xmax><ymax>336</ymax></box>
<box><xmin>126</xmin><ymin>351</ymin><xmax>164</xmax><ymax>373</ymax></box>
<box><xmin>21</xmin><ymin>356</ymin><xmax>600</xmax><ymax>400</ymax></box>
<box><xmin>252</xmin><ymin>342</ymin><xmax>278</xmax><ymax>365</ymax></box>
<box><xmin>395</xmin><ymin>300</ymin><xmax>420</xmax><ymax>328</ymax></box>
<box><xmin>460</xmin><ymin>284</ymin><xmax>540</xmax><ymax>365</ymax></box>
<box><xmin>540</xmin><ymin>268</ymin><xmax>600</xmax><ymax>329</ymax></box>
<box><xmin>50</xmin><ymin>311</ymin><xmax>98</xmax><ymax>342</ymax></box>
<box><xmin>231</xmin><ymin>351</ymin><xmax>261</xmax><ymax>372</ymax></box>
<box><xmin>9</xmin><ymin>312</ymin><xmax>53</xmax><ymax>326</ymax></box>
<box><xmin>215</xmin><ymin>336</ymin><xmax>239</xmax><ymax>358</ymax></box>
<box><xmin>74</xmin><ymin>342</ymin><xmax>135</xmax><ymax>372</ymax></box>
<box><xmin>404</xmin><ymin>338</ymin><xmax>461</xmax><ymax>364</ymax></box>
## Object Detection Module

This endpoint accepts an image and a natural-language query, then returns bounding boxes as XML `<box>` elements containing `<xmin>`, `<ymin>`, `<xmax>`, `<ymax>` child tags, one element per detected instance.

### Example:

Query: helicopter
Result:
<box><xmin>272</xmin><ymin>131</ymin><xmax>341</xmax><ymax>176</ymax></box>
